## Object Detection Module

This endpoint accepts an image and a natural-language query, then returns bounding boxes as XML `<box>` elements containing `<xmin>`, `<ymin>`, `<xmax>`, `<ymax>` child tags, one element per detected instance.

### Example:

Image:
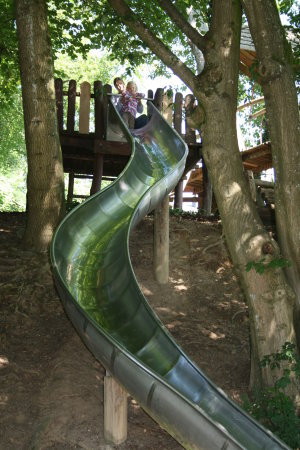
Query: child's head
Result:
<box><xmin>126</xmin><ymin>81</ymin><xmax>137</xmax><ymax>95</ymax></box>
<box><xmin>114</xmin><ymin>77</ymin><xmax>125</xmax><ymax>93</ymax></box>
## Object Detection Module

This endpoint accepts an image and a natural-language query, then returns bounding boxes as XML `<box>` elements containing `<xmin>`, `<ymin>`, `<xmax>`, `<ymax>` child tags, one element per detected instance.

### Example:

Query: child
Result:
<box><xmin>121</xmin><ymin>81</ymin><xmax>145</xmax><ymax>129</ymax></box>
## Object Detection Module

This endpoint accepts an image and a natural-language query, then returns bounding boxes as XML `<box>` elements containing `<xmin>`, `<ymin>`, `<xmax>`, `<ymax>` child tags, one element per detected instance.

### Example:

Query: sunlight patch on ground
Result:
<box><xmin>0</xmin><ymin>356</ymin><xmax>9</xmax><ymax>368</ymax></box>
<box><xmin>208</xmin><ymin>331</ymin><xmax>225</xmax><ymax>340</ymax></box>
<box><xmin>217</xmin><ymin>301</ymin><xmax>231</xmax><ymax>310</ymax></box>
<box><xmin>139</xmin><ymin>283</ymin><xmax>153</xmax><ymax>296</ymax></box>
<box><xmin>232</xmin><ymin>299</ymin><xmax>242</xmax><ymax>305</ymax></box>
<box><xmin>156</xmin><ymin>306</ymin><xmax>171</xmax><ymax>313</ymax></box>
<box><xmin>174</xmin><ymin>284</ymin><xmax>188</xmax><ymax>292</ymax></box>
<box><xmin>198</xmin><ymin>327</ymin><xmax>226</xmax><ymax>340</ymax></box>
<box><xmin>0</xmin><ymin>394</ymin><xmax>8</xmax><ymax>405</ymax></box>
<box><xmin>166</xmin><ymin>320</ymin><xmax>183</xmax><ymax>330</ymax></box>
<box><xmin>156</xmin><ymin>307</ymin><xmax>186</xmax><ymax>317</ymax></box>
<box><xmin>0</xmin><ymin>228</ymin><xmax>11</xmax><ymax>233</ymax></box>
<box><xmin>169</xmin><ymin>276</ymin><xmax>188</xmax><ymax>292</ymax></box>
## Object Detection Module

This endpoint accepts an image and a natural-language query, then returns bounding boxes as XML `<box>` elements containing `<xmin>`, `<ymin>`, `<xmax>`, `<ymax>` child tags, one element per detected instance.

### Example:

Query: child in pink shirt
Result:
<box><xmin>121</xmin><ymin>81</ymin><xmax>145</xmax><ymax>129</ymax></box>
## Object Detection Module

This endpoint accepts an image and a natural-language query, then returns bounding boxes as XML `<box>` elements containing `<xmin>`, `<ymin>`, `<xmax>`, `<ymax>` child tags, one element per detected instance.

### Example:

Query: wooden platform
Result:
<box><xmin>55</xmin><ymin>80</ymin><xmax>203</xmax><ymax>203</ymax></box>
<box><xmin>183</xmin><ymin>141</ymin><xmax>273</xmax><ymax>214</ymax></box>
<box><xmin>241</xmin><ymin>142</ymin><xmax>272</xmax><ymax>173</ymax></box>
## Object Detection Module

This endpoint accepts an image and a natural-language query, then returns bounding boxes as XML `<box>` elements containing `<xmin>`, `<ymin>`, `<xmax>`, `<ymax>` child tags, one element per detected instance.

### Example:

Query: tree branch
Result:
<box><xmin>157</xmin><ymin>0</ymin><xmax>207</xmax><ymax>51</ymax></box>
<box><xmin>107</xmin><ymin>0</ymin><xmax>197</xmax><ymax>91</ymax></box>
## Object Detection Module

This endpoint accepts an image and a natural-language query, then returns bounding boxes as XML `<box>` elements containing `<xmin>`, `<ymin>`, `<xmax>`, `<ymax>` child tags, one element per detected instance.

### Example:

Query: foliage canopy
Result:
<box><xmin>0</xmin><ymin>0</ymin><xmax>298</xmax><ymax>102</ymax></box>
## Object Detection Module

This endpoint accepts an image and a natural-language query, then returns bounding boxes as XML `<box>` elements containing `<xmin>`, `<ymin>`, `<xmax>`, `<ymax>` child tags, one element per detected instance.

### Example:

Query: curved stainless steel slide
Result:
<box><xmin>50</xmin><ymin>101</ymin><xmax>289</xmax><ymax>450</ymax></box>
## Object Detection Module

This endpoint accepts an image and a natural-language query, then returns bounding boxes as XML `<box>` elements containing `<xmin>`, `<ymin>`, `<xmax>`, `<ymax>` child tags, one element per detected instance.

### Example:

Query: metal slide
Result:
<box><xmin>51</xmin><ymin>101</ymin><xmax>289</xmax><ymax>450</ymax></box>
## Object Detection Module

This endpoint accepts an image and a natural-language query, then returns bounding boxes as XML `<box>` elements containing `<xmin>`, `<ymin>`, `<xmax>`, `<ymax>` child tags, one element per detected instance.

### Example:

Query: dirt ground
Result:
<box><xmin>0</xmin><ymin>212</ymin><xmax>250</xmax><ymax>450</ymax></box>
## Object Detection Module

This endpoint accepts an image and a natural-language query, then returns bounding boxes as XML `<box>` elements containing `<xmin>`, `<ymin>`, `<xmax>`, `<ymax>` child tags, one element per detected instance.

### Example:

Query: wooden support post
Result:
<box><xmin>67</xmin><ymin>172</ymin><xmax>74</xmax><ymax>204</ymax></box>
<box><xmin>153</xmin><ymin>88</ymin><xmax>164</xmax><ymax>113</ymax></box>
<box><xmin>174</xmin><ymin>92</ymin><xmax>183</xmax><ymax>135</ymax></box>
<box><xmin>174</xmin><ymin>179</ymin><xmax>184</xmax><ymax>209</ymax></box>
<box><xmin>103</xmin><ymin>84</ymin><xmax>112</xmax><ymax>138</ymax></box>
<box><xmin>202</xmin><ymin>159</ymin><xmax>213</xmax><ymax>216</ymax></box>
<box><xmin>173</xmin><ymin>92</ymin><xmax>184</xmax><ymax>211</ymax></box>
<box><xmin>147</xmin><ymin>89</ymin><xmax>153</xmax><ymax>120</ymax></box>
<box><xmin>79</xmin><ymin>82</ymin><xmax>91</xmax><ymax>134</ymax></box>
<box><xmin>154</xmin><ymin>195</ymin><xmax>169</xmax><ymax>284</ymax></box>
<box><xmin>104</xmin><ymin>372</ymin><xmax>127</xmax><ymax>446</ymax></box>
<box><xmin>153</xmin><ymin>89</ymin><xmax>170</xmax><ymax>284</ymax></box>
<box><xmin>67</xmin><ymin>80</ymin><xmax>76</xmax><ymax>133</ymax></box>
<box><xmin>94</xmin><ymin>80</ymin><xmax>104</xmax><ymax>139</ymax></box>
<box><xmin>55</xmin><ymin>78</ymin><xmax>63</xmax><ymax>132</ymax></box>
<box><xmin>90</xmin><ymin>153</ymin><xmax>104</xmax><ymax>196</ymax></box>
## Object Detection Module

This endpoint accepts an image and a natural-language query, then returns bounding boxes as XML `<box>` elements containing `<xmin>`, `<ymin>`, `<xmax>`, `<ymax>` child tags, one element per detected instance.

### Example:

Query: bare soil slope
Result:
<box><xmin>0</xmin><ymin>213</ymin><xmax>250</xmax><ymax>449</ymax></box>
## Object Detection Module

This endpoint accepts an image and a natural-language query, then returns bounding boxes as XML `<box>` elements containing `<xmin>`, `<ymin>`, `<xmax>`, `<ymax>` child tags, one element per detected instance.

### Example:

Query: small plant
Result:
<box><xmin>245</xmin><ymin>257</ymin><xmax>291</xmax><ymax>275</ymax></box>
<box><xmin>242</xmin><ymin>342</ymin><xmax>300</xmax><ymax>449</ymax></box>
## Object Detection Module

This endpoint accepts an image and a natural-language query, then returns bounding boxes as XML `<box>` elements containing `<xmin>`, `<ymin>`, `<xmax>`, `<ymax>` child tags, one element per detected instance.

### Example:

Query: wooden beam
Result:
<box><xmin>174</xmin><ymin>92</ymin><xmax>183</xmax><ymax>134</ymax></box>
<box><xmin>154</xmin><ymin>196</ymin><xmax>169</xmax><ymax>284</ymax></box>
<box><xmin>55</xmin><ymin>78</ymin><xmax>64</xmax><ymax>132</ymax></box>
<box><xmin>90</xmin><ymin>153</ymin><xmax>104</xmax><ymax>195</ymax></box>
<box><xmin>174</xmin><ymin>179</ymin><xmax>184</xmax><ymax>209</ymax></box>
<box><xmin>237</xmin><ymin>97</ymin><xmax>264</xmax><ymax>111</ymax></box>
<box><xmin>254</xmin><ymin>179</ymin><xmax>274</xmax><ymax>188</ymax></box>
<box><xmin>249</xmin><ymin>108</ymin><xmax>266</xmax><ymax>120</ymax></box>
<box><xmin>79</xmin><ymin>82</ymin><xmax>91</xmax><ymax>134</ymax></box>
<box><xmin>104</xmin><ymin>373</ymin><xmax>127</xmax><ymax>445</ymax></box>
<box><xmin>67</xmin><ymin>172</ymin><xmax>74</xmax><ymax>203</ymax></box>
<box><xmin>63</xmin><ymin>154</ymin><xmax>94</xmax><ymax>161</ymax></box>
<box><xmin>67</xmin><ymin>80</ymin><xmax>76</xmax><ymax>133</ymax></box>
<box><xmin>60</xmin><ymin>134</ymin><xmax>131</xmax><ymax>156</ymax></box>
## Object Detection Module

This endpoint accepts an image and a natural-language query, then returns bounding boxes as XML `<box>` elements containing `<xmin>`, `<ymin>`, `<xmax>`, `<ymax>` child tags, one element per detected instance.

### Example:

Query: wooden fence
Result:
<box><xmin>55</xmin><ymin>79</ymin><xmax>203</xmax><ymax>205</ymax></box>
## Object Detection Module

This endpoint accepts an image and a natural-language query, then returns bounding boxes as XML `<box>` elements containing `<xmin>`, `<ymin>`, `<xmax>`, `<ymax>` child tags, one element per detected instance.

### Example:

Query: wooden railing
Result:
<box><xmin>55</xmin><ymin>79</ymin><xmax>203</xmax><ymax>205</ymax></box>
<box><xmin>55</xmin><ymin>79</ymin><xmax>202</xmax><ymax>144</ymax></box>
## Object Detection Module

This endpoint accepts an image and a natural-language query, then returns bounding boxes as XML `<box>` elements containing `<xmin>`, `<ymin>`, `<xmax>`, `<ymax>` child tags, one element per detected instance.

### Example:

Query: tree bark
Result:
<box><xmin>107</xmin><ymin>0</ymin><xmax>298</xmax><ymax>397</ymax></box>
<box><xmin>242</xmin><ymin>0</ymin><xmax>300</xmax><ymax>338</ymax></box>
<box><xmin>15</xmin><ymin>0</ymin><xmax>65</xmax><ymax>252</ymax></box>
<box><xmin>196</xmin><ymin>0</ymin><xmax>296</xmax><ymax>395</ymax></box>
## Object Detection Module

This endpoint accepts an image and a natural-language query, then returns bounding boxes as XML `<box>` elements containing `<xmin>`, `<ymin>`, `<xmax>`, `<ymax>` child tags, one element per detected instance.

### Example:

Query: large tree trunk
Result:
<box><xmin>193</xmin><ymin>0</ymin><xmax>297</xmax><ymax>396</ymax></box>
<box><xmin>242</xmin><ymin>0</ymin><xmax>300</xmax><ymax>340</ymax></box>
<box><xmin>15</xmin><ymin>0</ymin><xmax>65</xmax><ymax>252</ymax></box>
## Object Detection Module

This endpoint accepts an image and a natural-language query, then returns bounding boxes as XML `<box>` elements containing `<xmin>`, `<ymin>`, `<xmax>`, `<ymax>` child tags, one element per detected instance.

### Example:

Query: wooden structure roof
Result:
<box><xmin>241</xmin><ymin>142</ymin><xmax>272</xmax><ymax>173</ymax></box>
<box><xmin>239</xmin><ymin>27</ymin><xmax>257</xmax><ymax>77</ymax></box>
<box><xmin>239</xmin><ymin>26</ymin><xmax>298</xmax><ymax>77</ymax></box>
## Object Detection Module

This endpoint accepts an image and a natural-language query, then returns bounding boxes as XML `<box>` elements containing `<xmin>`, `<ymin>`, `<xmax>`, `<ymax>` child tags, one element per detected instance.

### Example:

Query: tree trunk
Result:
<box><xmin>194</xmin><ymin>0</ymin><xmax>297</xmax><ymax>395</ymax></box>
<box><xmin>242</xmin><ymin>0</ymin><xmax>300</xmax><ymax>340</ymax></box>
<box><xmin>15</xmin><ymin>0</ymin><xmax>65</xmax><ymax>252</ymax></box>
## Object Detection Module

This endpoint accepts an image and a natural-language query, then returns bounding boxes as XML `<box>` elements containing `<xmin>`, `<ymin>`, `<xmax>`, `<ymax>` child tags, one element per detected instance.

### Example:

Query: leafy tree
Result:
<box><xmin>0</xmin><ymin>169</ymin><xmax>26</xmax><ymax>211</ymax></box>
<box><xmin>54</xmin><ymin>50</ymin><xmax>123</xmax><ymax>84</ymax></box>
<box><xmin>277</xmin><ymin>0</ymin><xmax>300</xmax><ymax>84</ymax></box>
<box><xmin>0</xmin><ymin>0</ymin><xmax>20</xmax><ymax>103</ymax></box>
<box><xmin>15</xmin><ymin>0</ymin><xmax>65</xmax><ymax>251</ymax></box>
<box><xmin>0</xmin><ymin>92</ymin><xmax>26</xmax><ymax>170</ymax></box>
<box><xmin>0</xmin><ymin>92</ymin><xmax>27</xmax><ymax>211</ymax></box>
